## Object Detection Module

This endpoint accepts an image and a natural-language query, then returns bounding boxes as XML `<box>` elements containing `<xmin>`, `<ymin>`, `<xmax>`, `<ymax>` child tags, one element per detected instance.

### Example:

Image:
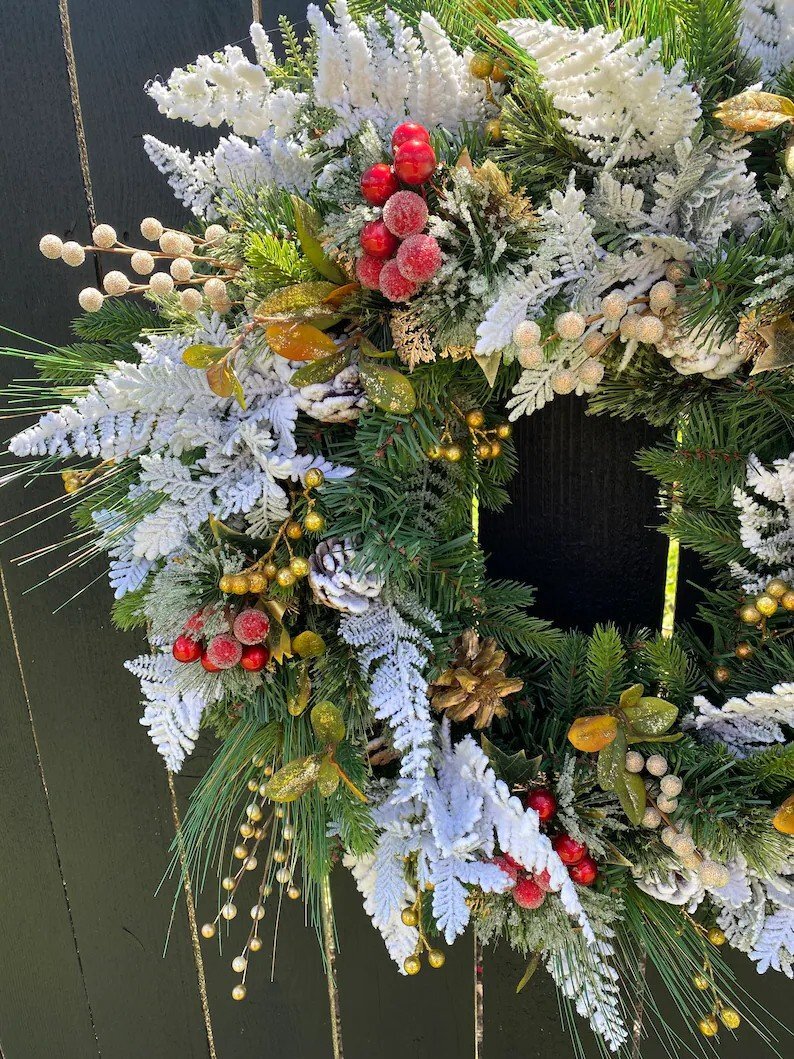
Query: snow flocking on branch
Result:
<box><xmin>733</xmin><ymin>452</ymin><xmax>794</xmax><ymax>578</ymax></box>
<box><xmin>740</xmin><ymin>0</ymin><xmax>794</xmax><ymax>83</ymax></box>
<box><xmin>126</xmin><ymin>652</ymin><xmax>208</xmax><ymax>771</ymax></box>
<box><xmin>685</xmin><ymin>683</ymin><xmax>794</xmax><ymax>757</ymax></box>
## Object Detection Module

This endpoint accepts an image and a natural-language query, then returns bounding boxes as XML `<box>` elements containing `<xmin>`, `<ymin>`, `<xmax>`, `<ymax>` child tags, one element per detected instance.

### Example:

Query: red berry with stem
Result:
<box><xmin>382</xmin><ymin>190</ymin><xmax>429</xmax><ymax>238</ymax></box>
<box><xmin>360</xmin><ymin>162</ymin><xmax>400</xmax><ymax>206</ymax></box>
<box><xmin>393</xmin><ymin>139</ymin><xmax>436</xmax><ymax>185</ymax></box>
<box><xmin>360</xmin><ymin>220</ymin><xmax>399</xmax><ymax>260</ymax></box>
<box><xmin>491</xmin><ymin>855</ymin><xmax>520</xmax><ymax>883</ymax></box>
<box><xmin>240</xmin><ymin>644</ymin><xmax>270</xmax><ymax>672</ymax></box>
<box><xmin>356</xmin><ymin>254</ymin><xmax>384</xmax><ymax>290</ymax></box>
<box><xmin>233</xmin><ymin>608</ymin><xmax>271</xmax><ymax>645</ymax></box>
<box><xmin>512</xmin><ymin>876</ymin><xmax>546</xmax><ymax>909</ymax></box>
<box><xmin>534</xmin><ymin>869</ymin><xmax>553</xmax><ymax>892</ymax></box>
<box><xmin>502</xmin><ymin>852</ymin><xmax>524</xmax><ymax>872</ymax></box>
<box><xmin>552</xmin><ymin>834</ymin><xmax>587</xmax><ymax>866</ymax></box>
<box><xmin>569</xmin><ymin>855</ymin><xmax>598</xmax><ymax>886</ymax></box>
<box><xmin>205</xmin><ymin>633</ymin><xmax>243</xmax><ymax>670</ymax></box>
<box><xmin>526</xmin><ymin>788</ymin><xmax>557</xmax><ymax>823</ymax></box>
<box><xmin>172</xmin><ymin>634</ymin><xmax>202</xmax><ymax>664</ymax></box>
<box><xmin>391</xmin><ymin>122</ymin><xmax>431</xmax><ymax>152</ymax></box>
<box><xmin>396</xmin><ymin>233</ymin><xmax>442</xmax><ymax>283</ymax></box>
<box><xmin>378</xmin><ymin>259</ymin><xmax>418</xmax><ymax>302</ymax></box>
<box><xmin>201</xmin><ymin>650</ymin><xmax>221</xmax><ymax>672</ymax></box>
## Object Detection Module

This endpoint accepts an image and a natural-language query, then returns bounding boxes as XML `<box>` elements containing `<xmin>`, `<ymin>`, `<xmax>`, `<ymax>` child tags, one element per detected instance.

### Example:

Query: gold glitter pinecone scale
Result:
<box><xmin>429</xmin><ymin>629</ymin><xmax>523</xmax><ymax>728</ymax></box>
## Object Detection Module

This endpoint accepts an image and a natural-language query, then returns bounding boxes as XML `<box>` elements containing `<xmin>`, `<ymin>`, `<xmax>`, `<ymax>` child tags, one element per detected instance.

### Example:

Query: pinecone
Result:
<box><xmin>429</xmin><ymin>629</ymin><xmax>523</xmax><ymax>728</ymax></box>
<box><xmin>294</xmin><ymin>364</ymin><xmax>368</xmax><ymax>423</ymax></box>
<box><xmin>307</xmin><ymin>537</ymin><xmax>382</xmax><ymax>614</ymax></box>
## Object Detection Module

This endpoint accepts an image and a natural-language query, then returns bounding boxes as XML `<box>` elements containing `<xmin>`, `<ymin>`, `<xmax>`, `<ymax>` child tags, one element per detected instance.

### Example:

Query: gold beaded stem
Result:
<box><xmin>320</xmin><ymin>875</ymin><xmax>345</xmax><ymax>1059</ymax></box>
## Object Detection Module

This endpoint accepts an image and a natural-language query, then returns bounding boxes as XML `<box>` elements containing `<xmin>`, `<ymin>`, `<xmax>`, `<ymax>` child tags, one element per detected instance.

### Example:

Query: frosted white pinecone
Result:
<box><xmin>656</xmin><ymin>318</ymin><xmax>745</xmax><ymax>378</ymax></box>
<box><xmin>634</xmin><ymin>869</ymin><xmax>704</xmax><ymax>909</ymax></box>
<box><xmin>308</xmin><ymin>537</ymin><xmax>382</xmax><ymax>614</ymax></box>
<box><xmin>294</xmin><ymin>364</ymin><xmax>368</xmax><ymax>423</ymax></box>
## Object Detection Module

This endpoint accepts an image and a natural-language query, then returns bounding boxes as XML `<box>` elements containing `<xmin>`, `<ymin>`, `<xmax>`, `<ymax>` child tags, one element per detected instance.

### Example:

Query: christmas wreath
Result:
<box><xmin>5</xmin><ymin>1</ymin><xmax>794</xmax><ymax>1054</ymax></box>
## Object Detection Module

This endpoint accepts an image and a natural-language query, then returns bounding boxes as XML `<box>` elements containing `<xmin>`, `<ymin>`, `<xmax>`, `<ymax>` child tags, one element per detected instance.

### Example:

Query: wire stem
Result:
<box><xmin>320</xmin><ymin>875</ymin><xmax>345</xmax><ymax>1059</ymax></box>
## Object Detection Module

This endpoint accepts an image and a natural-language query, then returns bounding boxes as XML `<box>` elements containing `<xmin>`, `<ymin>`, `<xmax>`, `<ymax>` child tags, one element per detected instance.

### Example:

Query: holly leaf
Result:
<box><xmin>182</xmin><ymin>344</ymin><xmax>230</xmax><ymax>368</ymax></box>
<box><xmin>481</xmin><ymin>735</ymin><xmax>541</xmax><ymax>787</ymax></box>
<box><xmin>290</xmin><ymin>349</ymin><xmax>349</xmax><ymax>387</ymax></box>
<box><xmin>622</xmin><ymin>697</ymin><xmax>678</xmax><ymax>737</ymax></box>
<box><xmin>265</xmin><ymin>321</ymin><xmax>339</xmax><ymax>362</ymax></box>
<box><xmin>290</xmin><ymin>196</ymin><xmax>346</xmax><ymax>284</ymax></box>
<box><xmin>358</xmin><ymin>360</ymin><xmax>416</xmax><ymax>414</ymax></box>
<box><xmin>263</xmin><ymin>754</ymin><xmax>322</xmax><ymax>802</ymax></box>
<box><xmin>614</xmin><ymin>769</ymin><xmax>646</xmax><ymax>825</ymax></box>
<box><xmin>597</xmin><ymin>727</ymin><xmax>627</xmax><ymax>792</ymax></box>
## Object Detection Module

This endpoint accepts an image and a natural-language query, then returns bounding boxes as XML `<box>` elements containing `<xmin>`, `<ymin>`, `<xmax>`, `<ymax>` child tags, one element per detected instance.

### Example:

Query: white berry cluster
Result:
<box><xmin>39</xmin><ymin>219</ymin><xmax>233</xmax><ymax>315</ymax></box>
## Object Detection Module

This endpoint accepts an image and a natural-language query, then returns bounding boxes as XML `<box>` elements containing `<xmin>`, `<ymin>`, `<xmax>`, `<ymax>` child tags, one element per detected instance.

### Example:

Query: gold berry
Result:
<box><xmin>229</xmin><ymin>574</ymin><xmax>250</xmax><ymax>595</ymax></box>
<box><xmin>200</xmin><ymin>922</ymin><xmax>216</xmax><ymax>939</ymax></box>
<box><xmin>222</xmin><ymin>876</ymin><xmax>235</xmax><ymax>891</ymax></box>
<box><xmin>755</xmin><ymin>594</ymin><xmax>778</xmax><ymax>617</ymax></box>
<box><xmin>698</xmin><ymin>1015</ymin><xmax>719</xmax><ymax>1038</ymax></box>
<box><xmin>247</xmin><ymin>572</ymin><xmax>267</xmax><ymax>594</ymax></box>
<box><xmin>276</xmin><ymin>567</ymin><xmax>296</xmax><ymax>588</ymax></box>
<box><xmin>693</xmin><ymin>973</ymin><xmax>710</xmax><ymax>991</ymax></box>
<box><xmin>427</xmin><ymin>948</ymin><xmax>446</xmax><ymax>969</ymax></box>
<box><xmin>734</xmin><ymin>641</ymin><xmax>753</xmax><ymax>660</ymax></box>
<box><xmin>287</xmin><ymin>885</ymin><xmax>301</xmax><ymax>900</ymax></box>
<box><xmin>707</xmin><ymin>927</ymin><xmax>726</xmax><ymax>946</ymax></box>
<box><xmin>285</xmin><ymin>520</ymin><xmax>303</xmax><ymax>540</ymax></box>
<box><xmin>401</xmin><ymin>907</ymin><xmax>419</xmax><ymax>927</ymax></box>
<box><xmin>263</xmin><ymin>561</ymin><xmax>278</xmax><ymax>580</ymax></box>
<box><xmin>765</xmin><ymin>577</ymin><xmax>789</xmax><ymax>599</ymax></box>
<box><xmin>720</xmin><ymin>1008</ymin><xmax>741</xmax><ymax>1030</ymax></box>
<box><xmin>781</xmin><ymin>590</ymin><xmax>794</xmax><ymax>611</ymax></box>
<box><xmin>465</xmin><ymin>409</ymin><xmax>485</xmax><ymax>429</ymax></box>
<box><xmin>489</xmin><ymin>440</ymin><xmax>502</xmax><ymax>459</ymax></box>
<box><xmin>304</xmin><ymin>511</ymin><xmax>325</xmax><ymax>533</ymax></box>
<box><xmin>219</xmin><ymin>575</ymin><xmax>235</xmax><ymax>594</ymax></box>
<box><xmin>444</xmin><ymin>443</ymin><xmax>463</xmax><ymax>463</ymax></box>
<box><xmin>476</xmin><ymin>442</ymin><xmax>492</xmax><ymax>460</ymax></box>
<box><xmin>231</xmin><ymin>984</ymin><xmax>247</xmax><ymax>1002</ymax></box>
<box><xmin>490</xmin><ymin>60</ymin><xmax>508</xmax><ymax>84</ymax></box>
<box><xmin>496</xmin><ymin>422</ymin><xmax>512</xmax><ymax>440</ymax></box>
<box><xmin>403</xmin><ymin>954</ymin><xmax>421</xmax><ymax>976</ymax></box>
<box><xmin>739</xmin><ymin>603</ymin><xmax>762</xmax><ymax>625</ymax></box>
<box><xmin>713</xmin><ymin>665</ymin><xmax>731</xmax><ymax>684</ymax></box>
<box><xmin>426</xmin><ymin>445</ymin><xmax>442</xmax><ymax>460</ymax></box>
<box><xmin>290</xmin><ymin>556</ymin><xmax>310</xmax><ymax>578</ymax></box>
<box><xmin>485</xmin><ymin>119</ymin><xmax>503</xmax><ymax>143</ymax></box>
<box><xmin>470</xmin><ymin>53</ymin><xmax>494</xmax><ymax>80</ymax></box>
<box><xmin>304</xmin><ymin>467</ymin><xmax>325</xmax><ymax>489</ymax></box>
<box><xmin>233</xmin><ymin>844</ymin><xmax>248</xmax><ymax>860</ymax></box>
<box><xmin>249</xmin><ymin>936</ymin><xmax>263</xmax><ymax>952</ymax></box>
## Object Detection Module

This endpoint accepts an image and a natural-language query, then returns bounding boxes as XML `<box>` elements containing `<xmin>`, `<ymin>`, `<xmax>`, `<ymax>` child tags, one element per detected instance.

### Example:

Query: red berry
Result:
<box><xmin>491</xmin><ymin>855</ymin><xmax>520</xmax><ymax>883</ymax></box>
<box><xmin>569</xmin><ymin>855</ymin><xmax>598</xmax><ymax>886</ymax></box>
<box><xmin>382</xmin><ymin>190</ymin><xmax>429</xmax><ymax>237</ymax></box>
<box><xmin>359</xmin><ymin>219</ymin><xmax>399</xmax><ymax>260</ymax></box>
<box><xmin>526</xmin><ymin>788</ymin><xmax>557</xmax><ymax>823</ymax></box>
<box><xmin>182</xmin><ymin>609</ymin><xmax>206</xmax><ymax>636</ymax></box>
<box><xmin>391</xmin><ymin>122</ymin><xmax>431</xmax><ymax>152</ymax></box>
<box><xmin>172</xmin><ymin>634</ymin><xmax>202</xmax><ymax>664</ymax></box>
<box><xmin>393</xmin><ymin>139</ymin><xmax>436</xmax><ymax>185</ymax></box>
<box><xmin>379</xmin><ymin>259</ymin><xmax>418</xmax><ymax>302</ymax></box>
<box><xmin>534</xmin><ymin>869</ymin><xmax>553</xmax><ymax>892</ymax></box>
<box><xmin>512</xmin><ymin>876</ymin><xmax>546</xmax><ymax>910</ymax></box>
<box><xmin>552</xmin><ymin>834</ymin><xmax>587</xmax><ymax>866</ymax></box>
<box><xmin>502</xmin><ymin>852</ymin><xmax>524</xmax><ymax>872</ymax></box>
<box><xmin>232</xmin><ymin>608</ymin><xmax>271</xmax><ymax>645</ymax></box>
<box><xmin>201</xmin><ymin>650</ymin><xmax>221</xmax><ymax>672</ymax></box>
<box><xmin>240</xmin><ymin>643</ymin><xmax>270</xmax><ymax>672</ymax></box>
<box><xmin>356</xmin><ymin>254</ymin><xmax>384</xmax><ymax>290</ymax></box>
<box><xmin>360</xmin><ymin>162</ymin><xmax>400</xmax><ymax>206</ymax></box>
<box><xmin>396</xmin><ymin>233</ymin><xmax>442</xmax><ymax>283</ymax></box>
<box><xmin>205</xmin><ymin>633</ymin><xmax>243</xmax><ymax>670</ymax></box>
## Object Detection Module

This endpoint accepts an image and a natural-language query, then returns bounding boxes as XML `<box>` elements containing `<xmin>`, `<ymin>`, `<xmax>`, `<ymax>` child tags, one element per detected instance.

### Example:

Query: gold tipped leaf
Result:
<box><xmin>182</xmin><ymin>344</ymin><xmax>230</xmax><ymax>368</ymax></box>
<box><xmin>358</xmin><ymin>361</ymin><xmax>417</xmax><ymax>414</ymax></box>
<box><xmin>265</xmin><ymin>321</ymin><xmax>339</xmax><ymax>362</ymax></box>
<box><xmin>568</xmin><ymin>715</ymin><xmax>618</xmax><ymax>753</ymax></box>
<box><xmin>714</xmin><ymin>90</ymin><xmax>794</xmax><ymax>132</ymax></box>
<box><xmin>256</xmin><ymin>281</ymin><xmax>338</xmax><ymax>318</ymax></box>
<box><xmin>290</xmin><ymin>349</ymin><xmax>349</xmax><ymax>388</ymax></box>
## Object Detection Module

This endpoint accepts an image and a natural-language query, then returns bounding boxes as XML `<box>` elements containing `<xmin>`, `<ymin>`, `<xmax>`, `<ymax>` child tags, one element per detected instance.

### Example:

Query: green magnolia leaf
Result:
<box><xmin>597</xmin><ymin>727</ymin><xmax>627</xmax><ymax>792</ymax></box>
<box><xmin>622</xmin><ymin>697</ymin><xmax>678</xmax><ymax>737</ymax></box>
<box><xmin>515</xmin><ymin>951</ymin><xmax>541</xmax><ymax>994</ymax></box>
<box><xmin>291</xmin><ymin>631</ymin><xmax>326</xmax><ymax>658</ymax></box>
<box><xmin>263</xmin><ymin>754</ymin><xmax>322</xmax><ymax>802</ymax></box>
<box><xmin>290</xmin><ymin>196</ymin><xmax>346</xmax><ymax>284</ymax></box>
<box><xmin>310</xmin><ymin>700</ymin><xmax>345</xmax><ymax>746</ymax></box>
<box><xmin>256</xmin><ymin>281</ymin><xmax>338</xmax><ymax>318</ymax></box>
<box><xmin>481</xmin><ymin>735</ymin><xmax>541</xmax><ymax>787</ymax></box>
<box><xmin>182</xmin><ymin>344</ymin><xmax>230</xmax><ymax>368</ymax></box>
<box><xmin>290</xmin><ymin>349</ymin><xmax>349</xmax><ymax>388</ymax></box>
<box><xmin>317</xmin><ymin>757</ymin><xmax>341</xmax><ymax>797</ymax></box>
<box><xmin>626</xmin><ymin>732</ymin><xmax>684</xmax><ymax>745</ymax></box>
<box><xmin>287</xmin><ymin>665</ymin><xmax>311</xmax><ymax>716</ymax></box>
<box><xmin>614</xmin><ymin>768</ymin><xmax>647</xmax><ymax>825</ymax></box>
<box><xmin>619</xmin><ymin>684</ymin><xmax>644</xmax><ymax>710</ymax></box>
<box><xmin>358</xmin><ymin>360</ymin><xmax>416</xmax><ymax>415</ymax></box>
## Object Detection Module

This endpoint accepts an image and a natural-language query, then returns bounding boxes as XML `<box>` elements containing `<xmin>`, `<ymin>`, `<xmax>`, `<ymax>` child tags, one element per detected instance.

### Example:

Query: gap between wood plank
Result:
<box><xmin>0</xmin><ymin>561</ymin><xmax>101</xmax><ymax>1056</ymax></box>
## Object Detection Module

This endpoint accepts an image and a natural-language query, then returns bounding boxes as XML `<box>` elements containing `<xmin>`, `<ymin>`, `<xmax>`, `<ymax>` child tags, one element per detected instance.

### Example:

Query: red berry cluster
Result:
<box><xmin>172</xmin><ymin>607</ymin><xmax>271</xmax><ymax>674</ymax></box>
<box><xmin>356</xmin><ymin>122</ymin><xmax>442</xmax><ymax>303</ymax></box>
<box><xmin>490</xmin><ymin>788</ymin><xmax>599</xmax><ymax>910</ymax></box>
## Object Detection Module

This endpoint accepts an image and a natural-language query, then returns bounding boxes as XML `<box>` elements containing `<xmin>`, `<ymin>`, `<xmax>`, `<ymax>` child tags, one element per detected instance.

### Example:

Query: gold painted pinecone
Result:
<box><xmin>429</xmin><ymin>629</ymin><xmax>523</xmax><ymax>728</ymax></box>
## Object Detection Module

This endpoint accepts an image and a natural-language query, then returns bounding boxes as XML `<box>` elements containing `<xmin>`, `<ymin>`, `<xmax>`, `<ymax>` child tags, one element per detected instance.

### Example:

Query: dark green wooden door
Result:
<box><xmin>0</xmin><ymin>3</ymin><xmax>789</xmax><ymax>1057</ymax></box>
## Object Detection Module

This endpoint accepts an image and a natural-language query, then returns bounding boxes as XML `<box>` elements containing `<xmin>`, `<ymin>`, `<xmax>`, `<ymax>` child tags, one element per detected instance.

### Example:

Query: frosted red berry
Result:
<box><xmin>356</xmin><ymin>254</ymin><xmax>384</xmax><ymax>290</ymax></box>
<box><xmin>393</xmin><ymin>139</ymin><xmax>436</xmax><ymax>185</ymax></box>
<box><xmin>526</xmin><ymin>788</ymin><xmax>557</xmax><ymax>823</ymax></box>
<box><xmin>552</xmin><ymin>834</ymin><xmax>587</xmax><ymax>866</ymax></box>
<box><xmin>512</xmin><ymin>876</ymin><xmax>546</xmax><ymax>910</ymax></box>
<box><xmin>391</xmin><ymin>122</ymin><xmax>431</xmax><ymax>152</ymax></box>
<box><xmin>491</xmin><ymin>855</ymin><xmax>520</xmax><ymax>883</ymax></box>
<box><xmin>533</xmin><ymin>869</ymin><xmax>553</xmax><ymax>892</ymax></box>
<box><xmin>182</xmin><ymin>609</ymin><xmax>206</xmax><ymax>636</ymax></box>
<box><xmin>233</xmin><ymin>608</ymin><xmax>271</xmax><ymax>645</ymax></box>
<box><xmin>200</xmin><ymin>650</ymin><xmax>221</xmax><ymax>672</ymax></box>
<box><xmin>502</xmin><ymin>852</ymin><xmax>524</xmax><ymax>872</ymax></box>
<box><xmin>382</xmin><ymin>190</ymin><xmax>429</xmax><ymax>238</ymax></box>
<box><xmin>240</xmin><ymin>644</ymin><xmax>270</xmax><ymax>672</ymax></box>
<box><xmin>172</xmin><ymin>634</ymin><xmax>202</xmax><ymax>664</ymax></box>
<box><xmin>360</xmin><ymin>219</ymin><xmax>399</xmax><ymax>260</ymax></box>
<box><xmin>360</xmin><ymin>162</ymin><xmax>400</xmax><ymax>206</ymax></box>
<box><xmin>396</xmin><ymin>233</ymin><xmax>442</xmax><ymax>283</ymax></box>
<box><xmin>205</xmin><ymin>633</ymin><xmax>243</xmax><ymax>670</ymax></box>
<box><xmin>378</xmin><ymin>259</ymin><xmax>418</xmax><ymax>302</ymax></box>
<box><xmin>569</xmin><ymin>855</ymin><xmax>598</xmax><ymax>886</ymax></box>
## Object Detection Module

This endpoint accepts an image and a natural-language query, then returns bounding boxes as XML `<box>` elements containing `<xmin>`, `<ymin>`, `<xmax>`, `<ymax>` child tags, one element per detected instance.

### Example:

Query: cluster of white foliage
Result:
<box><xmin>339</xmin><ymin>600</ymin><xmax>438</xmax><ymax>796</ymax></box>
<box><xmin>546</xmin><ymin>932</ymin><xmax>628</xmax><ymax>1053</ymax></box>
<box><xmin>732</xmin><ymin>453</ymin><xmax>794</xmax><ymax>586</ymax></box>
<box><xmin>348</xmin><ymin>721</ymin><xmax>594</xmax><ymax>970</ymax></box>
<box><xmin>740</xmin><ymin>0</ymin><xmax>794</xmax><ymax>82</ymax></box>
<box><xmin>711</xmin><ymin>855</ymin><xmax>794</xmax><ymax>977</ymax></box>
<box><xmin>9</xmin><ymin>315</ymin><xmax>351</xmax><ymax>568</ymax></box>
<box><xmin>685</xmin><ymin>683</ymin><xmax>794</xmax><ymax>757</ymax></box>
<box><xmin>145</xmin><ymin>1</ymin><xmax>494</xmax><ymax>216</ymax></box>
<box><xmin>126</xmin><ymin>652</ymin><xmax>208</xmax><ymax>771</ymax></box>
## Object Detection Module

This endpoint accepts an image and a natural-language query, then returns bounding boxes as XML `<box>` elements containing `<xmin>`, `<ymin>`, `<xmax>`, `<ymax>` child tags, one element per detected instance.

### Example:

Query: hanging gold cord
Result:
<box><xmin>320</xmin><ymin>875</ymin><xmax>345</xmax><ymax>1059</ymax></box>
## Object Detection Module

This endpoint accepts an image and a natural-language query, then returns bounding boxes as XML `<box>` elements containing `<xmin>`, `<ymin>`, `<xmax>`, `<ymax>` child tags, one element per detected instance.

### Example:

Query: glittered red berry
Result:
<box><xmin>569</xmin><ymin>855</ymin><xmax>598</xmax><ymax>886</ymax></box>
<box><xmin>552</xmin><ymin>834</ymin><xmax>587</xmax><ymax>866</ymax></box>
<box><xmin>378</xmin><ymin>259</ymin><xmax>418</xmax><ymax>302</ymax></box>
<box><xmin>491</xmin><ymin>855</ymin><xmax>520</xmax><ymax>883</ymax></box>
<box><xmin>382</xmin><ymin>190</ymin><xmax>429</xmax><ymax>238</ymax></box>
<box><xmin>356</xmin><ymin>254</ymin><xmax>384</xmax><ymax>290</ymax></box>
<box><xmin>512</xmin><ymin>876</ymin><xmax>546</xmax><ymax>909</ymax></box>
<box><xmin>526</xmin><ymin>788</ymin><xmax>557</xmax><ymax>823</ymax></box>
<box><xmin>240</xmin><ymin>643</ymin><xmax>270</xmax><ymax>672</ymax></box>
<box><xmin>502</xmin><ymin>852</ymin><xmax>524</xmax><ymax>872</ymax></box>
<box><xmin>360</xmin><ymin>162</ymin><xmax>400</xmax><ymax>206</ymax></box>
<box><xmin>391</xmin><ymin>122</ymin><xmax>431</xmax><ymax>152</ymax></box>
<box><xmin>393</xmin><ymin>138</ymin><xmax>436</xmax><ymax>185</ymax></box>
<box><xmin>396</xmin><ymin>233</ymin><xmax>442</xmax><ymax>283</ymax></box>
<box><xmin>360</xmin><ymin>219</ymin><xmax>399</xmax><ymax>260</ymax></box>
<box><xmin>182</xmin><ymin>609</ymin><xmax>206</xmax><ymax>636</ymax></box>
<box><xmin>172</xmin><ymin>634</ymin><xmax>202</xmax><ymax>664</ymax></box>
<box><xmin>205</xmin><ymin>633</ymin><xmax>243</xmax><ymax>670</ymax></box>
<box><xmin>233</xmin><ymin>608</ymin><xmax>271</xmax><ymax>645</ymax></box>
<box><xmin>200</xmin><ymin>650</ymin><xmax>221</xmax><ymax>672</ymax></box>
<box><xmin>533</xmin><ymin>869</ymin><xmax>553</xmax><ymax>892</ymax></box>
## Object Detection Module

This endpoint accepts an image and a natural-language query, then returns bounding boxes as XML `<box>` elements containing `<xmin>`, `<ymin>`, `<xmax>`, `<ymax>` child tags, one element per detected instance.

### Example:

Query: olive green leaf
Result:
<box><xmin>256</xmin><ymin>281</ymin><xmax>338</xmax><ymax>318</ymax></box>
<box><xmin>310</xmin><ymin>701</ymin><xmax>345</xmax><ymax>746</ymax></box>
<box><xmin>317</xmin><ymin>757</ymin><xmax>341</xmax><ymax>797</ymax></box>
<box><xmin>290</xmin><ymin>196</ymin><xmax>346</xmax><ymax>284</ymax></box>
<box><xmin>622</xmin><ymin>697</ymin><xmax>678</xmax><ymax>737</ymax></box>
<box><xmin>619</xmin><ymin>684</ymin><xmax>644</xmax><ymax>710</ymax></box>
<box><xmin>597</xmin><ymin>726</ymin><xmax>627</xmax><ymax>792</ymax></box>
<box><xmin>182</xmin><ymin>344</ymin><xmax>230</xmax><ymax>368</ymax></box>
<box><xmin>290</xmin><ymin>349</ymin><xmax>349</xmax><ymax>388</ymax></box>
<box><xmin>291</xmin><ymin>631</ymin><xmax>326</xmax><ymax>659</ymax></box>
<box><xmin>263</xmin><ymin>754</ymin><xmax>322</xmax><ymax>802</ymax></box>
<box><xmin>614</xmin><ymin>768</ymin><xmax>647</xmax><ymax>825</ymax></box>
<box><xmin>287</xmin><ymin>664</ymin><xmax>311</xmax><ymax>716</ymax></box>
<box><xmin>358</xmin><ymin>360</ymin><xmax>416</xmax><ymax>414</ymax></box>
<box><xmin>515</xmin><ymin>951</ymin><xmax>541</xmax><ymax>994</ymax></box>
